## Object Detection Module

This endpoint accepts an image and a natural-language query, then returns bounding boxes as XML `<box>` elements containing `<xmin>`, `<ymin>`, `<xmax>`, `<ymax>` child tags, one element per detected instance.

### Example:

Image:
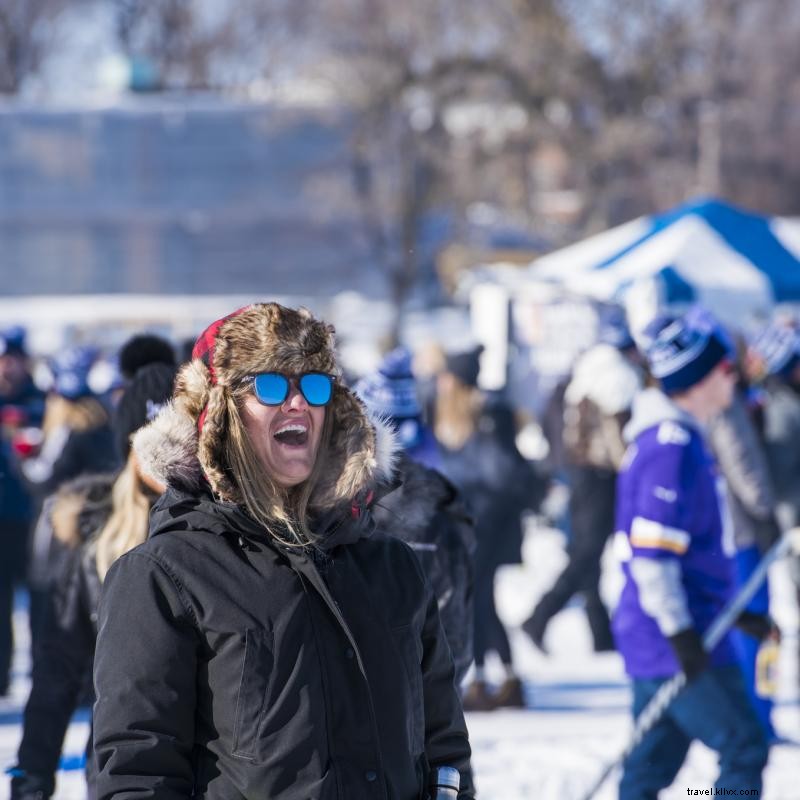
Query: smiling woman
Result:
<box><xmin>91</xmin><ymin>302</ymin><xmax>474</xmax><ymax>800</ymax></box>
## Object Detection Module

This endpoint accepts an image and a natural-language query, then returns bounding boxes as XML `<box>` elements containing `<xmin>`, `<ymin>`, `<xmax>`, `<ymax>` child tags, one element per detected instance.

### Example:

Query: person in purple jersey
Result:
<box><xmin>614</xmin><ymin>310</ymin><xmax>770</xmax><ymax>800</ymax></box>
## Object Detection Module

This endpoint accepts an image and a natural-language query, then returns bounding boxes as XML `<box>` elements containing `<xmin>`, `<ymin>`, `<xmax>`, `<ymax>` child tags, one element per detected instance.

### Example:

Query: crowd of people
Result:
<box><xmin>0</xmin><ymin>298</ymin><xmax>798</xmax><ymax>799</ymax></box>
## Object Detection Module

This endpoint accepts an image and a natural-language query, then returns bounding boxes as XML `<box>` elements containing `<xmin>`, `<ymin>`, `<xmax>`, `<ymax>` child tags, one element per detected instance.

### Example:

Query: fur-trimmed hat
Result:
<box><xmin>134</xmin><ymin>303</ymin><xmax>398</xmax><ymax>514</ymax></box>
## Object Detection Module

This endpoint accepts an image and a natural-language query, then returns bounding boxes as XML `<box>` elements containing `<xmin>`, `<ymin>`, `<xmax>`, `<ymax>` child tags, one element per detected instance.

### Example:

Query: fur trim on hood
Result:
<box><xmin>133</xmin><ymin>303</ymin><xmax>400</xmax><ymax>514</ymax></box>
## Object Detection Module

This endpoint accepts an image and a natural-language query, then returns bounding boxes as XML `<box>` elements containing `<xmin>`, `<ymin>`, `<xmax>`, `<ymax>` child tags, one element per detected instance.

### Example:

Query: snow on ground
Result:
<box><xmin>0</xmin><ymin>522</ymin><xmax>798</xmax><ymax>799</ymax></box>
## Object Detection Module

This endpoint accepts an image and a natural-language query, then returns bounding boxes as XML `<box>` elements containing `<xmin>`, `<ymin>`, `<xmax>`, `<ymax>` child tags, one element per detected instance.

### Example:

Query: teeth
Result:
<box><xmin>275</xmin><ymin>423</ymin><xmax>308</xmax><ymax>436</ymax></box>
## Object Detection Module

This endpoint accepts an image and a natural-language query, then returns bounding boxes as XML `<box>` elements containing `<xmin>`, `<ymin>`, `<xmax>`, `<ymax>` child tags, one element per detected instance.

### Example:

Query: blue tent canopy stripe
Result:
<box><xmin>531</xmin><ymin>197</ymin><xmax>800</xmax><ymax>323</ymax></box>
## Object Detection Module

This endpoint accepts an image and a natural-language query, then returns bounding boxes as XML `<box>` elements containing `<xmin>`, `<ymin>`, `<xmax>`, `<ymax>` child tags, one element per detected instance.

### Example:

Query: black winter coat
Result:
<box><xmin>373</xmin><ymin>454</ymin><xmax>475</xmax><ymax>685</ymax></box>
<box><xmin>93</xmin><ymin>487</ymin><xmax>474</xmax><ymax>800</ymax></box>
<box><xmin>12</xmin><ymin>473</ymin><xmax>114</xmax><ymax>800</ymax></box>
<box><xmin>440</xmin><ymin>403</ymin><xmax>546</xmax><ymax>566</ymax></box>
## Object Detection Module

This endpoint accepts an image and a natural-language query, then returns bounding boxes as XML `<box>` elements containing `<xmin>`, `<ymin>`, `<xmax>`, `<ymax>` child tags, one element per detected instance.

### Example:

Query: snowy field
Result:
<box><xmin>0</xmin><ymin>523</ymin><xmax>798</xmax><ymax>799</ymax></box>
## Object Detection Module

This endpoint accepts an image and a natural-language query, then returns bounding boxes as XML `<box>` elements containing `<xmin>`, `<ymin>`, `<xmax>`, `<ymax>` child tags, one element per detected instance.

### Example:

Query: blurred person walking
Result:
<box><xmin>747</xmin><ymin>320</ymin><xmax>800</xmax><ymax>715</ymax></box>
<box><xmin>707</xmin><ymin>362</ymin><xmax>782</xmax><ymax>742</ymax></box>
<box><xmin>9</xmin><ymin>361</ymin><xmax>176</xmax><ymax>800</ymax></box>
<box><xmin>92</xmin><ymin>304</ymin><xmax>473</xmax><ymax>799</ymax></box>
<box><xmin>436</xmin><ymin>346</ymin><xmax>546</xmax><ymax>711</ymax></box>
<box><xmin>21</xmin><ymin>346</ymin><xmax>118</xmax><ymax>499</ymax></box>
<box><xmin>20</xmin><ymin>346</ymin><xmax>118</xmax><ymax>642</ymax></box>
<box><xmin>0</xmin><ymin>326</ymin><xmax>45</xmax><ymax>695</ymax></box>
<box><xmin>614</xmin><ymin>312</ymin><xmax>769</xmax><ymax>800</ymax></box>
<box><xmin>355</xmin><ymin>347</ymin><xmax>476</xmax><ymax>685</ymax></box>
<box><xmin>522</xmin><ymin>310</ymin><xmax>642</xmax><ymax>654</ymax></box>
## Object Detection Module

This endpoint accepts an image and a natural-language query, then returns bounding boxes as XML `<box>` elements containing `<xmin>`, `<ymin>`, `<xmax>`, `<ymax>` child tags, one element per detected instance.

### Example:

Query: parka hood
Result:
<box><xmin>623</xmin><ymin>387</ymin><xmax>700</xmax><ymax>443</ymax></box>
<box><xmin>133</xmin><ymin>303</ymin><xmax>401</xmax><ymax>518</ymax></box>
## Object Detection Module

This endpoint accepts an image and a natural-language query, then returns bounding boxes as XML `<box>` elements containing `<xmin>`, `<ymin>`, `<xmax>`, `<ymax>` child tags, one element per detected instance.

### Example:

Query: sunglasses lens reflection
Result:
<box><xmin>253</xmin><ymin>373</ymin><xmax>289</xmax><ymax>405</ymax></box>
<box><xmin>299</xmin><ymin>373</ymin><xmax>333</xmax><ymax>406</ymax></box>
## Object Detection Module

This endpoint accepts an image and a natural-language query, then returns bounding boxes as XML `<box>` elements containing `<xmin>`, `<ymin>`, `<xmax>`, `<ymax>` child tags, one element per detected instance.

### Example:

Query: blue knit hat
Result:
<box><xmin>643</xmin><ymin>312</ymin><xmax>729</xmax><ymax>394</ymax></box>
<box><xmin>749</xmin><ymin>322</ymin><xmax>800</xmax><ymax>378</ymax></box>
<box><xmin>50</xmin><ymin>346</ymin><xmax>98</xmax><ymax>400</ymax></box>
<box><xmin>0</xmin><ymin>325</ymin><xmax>27</xmax><ymax>357</ymax></box>
<box><xmin>354</xmin><ymin>347</ymin><xmax>421</xmax><ymax>420</ymax></box>
<box><xmin>354</xmin><ymin>347</ymin><xmax>425</xmax><ymax>450</ymax></box>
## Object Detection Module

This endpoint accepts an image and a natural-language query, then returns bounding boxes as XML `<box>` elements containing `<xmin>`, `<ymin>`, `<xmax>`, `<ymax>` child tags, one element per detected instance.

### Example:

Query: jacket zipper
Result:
<box><xmin>290</xmin><ymin>553</ymin><xmax>388</xmax><ymax>800</ymax></box>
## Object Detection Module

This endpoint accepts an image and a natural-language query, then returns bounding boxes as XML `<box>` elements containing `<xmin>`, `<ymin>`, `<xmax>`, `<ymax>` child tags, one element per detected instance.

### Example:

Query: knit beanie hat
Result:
<box><xmin>50</xmin><ymin>346</ymin><xmax>97</xmax><ymax>400</ymax></box>
<box><xmin>355</xmin><ymin>347</ymin><xmax>427</xmax><ymax>452</ymax></box>
<box><xmin>749</xmin><ymin>322</ymin><xmax>800</xmax><ymax>379</ymax></box>
<box><xmin>643</xmin><ymin>312</ymin><xmax>729</xmax><ymax>394</ymax></box>
<box><xmin>444</xmin><ymin>345</ymin><xmax>484</xmax><ymax>388</ymax></box>
<box><xmin>133</xmin><ymin>303</ymin><xmax>397</xmax><ymax>511</ymax></box>
<box><xmin>119</xmin><ymin>334</ymin><xmax>176</xmax><ymax>380</ymax></box>
<box><xmin>354</xmin><ymin>348</ymin><xmax>421</xmax><ymax>421</ymax></box>
<box><xmin>113</xmin><ymin>362</ymin><xmax>177</xmax><ymax>460</ymax></box>
<box><xmin>0</xmin><ymin>325</ymin><xmax>27</xmax><ymax>358</ymax></box>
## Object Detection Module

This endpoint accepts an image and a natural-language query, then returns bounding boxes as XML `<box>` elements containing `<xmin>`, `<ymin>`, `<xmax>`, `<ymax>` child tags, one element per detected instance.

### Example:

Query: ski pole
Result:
<box><xmin>578</xmin><ymin>528</ymin><xmax>800</xmax><ymax>800</ymax></box>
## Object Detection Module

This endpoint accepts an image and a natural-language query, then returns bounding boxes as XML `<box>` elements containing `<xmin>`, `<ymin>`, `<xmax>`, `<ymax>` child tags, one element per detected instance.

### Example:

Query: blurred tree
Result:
<box><xmin>8</xmin><ymin>0</ymin><xmax>800</xmax><ymax>309</ymax></box>
<box><xmin>0</xmin><ymin>0</ymin><xmax>70</xmax><ymax>93</ymax></box>
<box><xmin>281</xmin><ymin>0</ymin><xmax>601</xmax><ymax>341</ymax></box>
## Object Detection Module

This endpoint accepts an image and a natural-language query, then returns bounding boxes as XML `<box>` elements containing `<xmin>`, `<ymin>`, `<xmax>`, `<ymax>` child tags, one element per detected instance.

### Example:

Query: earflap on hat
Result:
<box><xmin>310</xmin><ymin>386</ymin><xmax>398</xmax><ymax>512</ymax></box>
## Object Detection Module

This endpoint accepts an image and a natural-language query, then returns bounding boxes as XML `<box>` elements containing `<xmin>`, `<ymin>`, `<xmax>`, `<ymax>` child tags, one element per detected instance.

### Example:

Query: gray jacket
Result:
<box><xmin>708</xmin><ymin>391</ymin><xmax>779</xmax><ymax>552</ymax></box>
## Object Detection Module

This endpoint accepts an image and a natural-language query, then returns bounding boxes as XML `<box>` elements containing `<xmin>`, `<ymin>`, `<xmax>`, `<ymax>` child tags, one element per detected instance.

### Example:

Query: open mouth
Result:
<box><xmin>273</xmin><ymin>423</ymin><xmax>309</xmax><ymax>447</ymax></box>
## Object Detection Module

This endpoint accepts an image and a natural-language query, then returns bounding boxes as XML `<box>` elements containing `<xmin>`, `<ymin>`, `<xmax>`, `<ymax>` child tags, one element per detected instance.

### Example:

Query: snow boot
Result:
<box><xmin>461</xmin><ymin>680</ymin><xmax>496</xmax><ymax>712</ymax></box>
<box><xmin>493</xmin><ymin>677</ymin><xmax>526</xmax><ymax>709</ymax></box>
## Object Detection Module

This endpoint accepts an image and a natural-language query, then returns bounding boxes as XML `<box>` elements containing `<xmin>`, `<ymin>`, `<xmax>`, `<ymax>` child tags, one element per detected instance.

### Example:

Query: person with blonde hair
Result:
<box><xmin>435</xmin><ymin>346</ymin><xmax>546</xmax><ymax>711</ymax></box>
<box><xmin>92</xmin><ymin>303</ymin><xmax>473</xmax><ymax>800</ymax></box>
<box><xmin>19</xmin><ymin>346</ymin><xmax>119</xmax><ymax>652</ymax></box>
<box><xmin>10</xmin><ymin>361</ymin><xmax>176</xmax><ymax>800</ymax></box>
<box><xmin>21</xmin><ymin>346</ymin><xmax>117</xmax><ymax>498</ymax></box>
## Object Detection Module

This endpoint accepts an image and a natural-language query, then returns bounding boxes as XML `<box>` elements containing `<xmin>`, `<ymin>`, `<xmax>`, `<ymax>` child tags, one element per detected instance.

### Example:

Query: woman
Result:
<box><xmin>92</xmin><ymin>303</ymin><xmax>473</xmax><ymax>799</ymax></box>
<box><xmin>435</xmin><ymin>347</ymin><xmax>546</xmax><ymax>711</ymax></box>
<box><xmin>21</xmin><ymin>346</ymin><xmax>119</xmax><ymax>653</ymax></box>
<box><xmin>10</xmin><ymin>362</ymin><xmax>176</xmax><ymax>800</ymax></box>
<box><xmin>355</xmin><ymin>347</ymin><xmax>476</xmax><ymax>686</ymax></box>
<box><xmin>21</xmin><ymin>346</ymin><xmax>118</xmax><ymax>499</ymax></box>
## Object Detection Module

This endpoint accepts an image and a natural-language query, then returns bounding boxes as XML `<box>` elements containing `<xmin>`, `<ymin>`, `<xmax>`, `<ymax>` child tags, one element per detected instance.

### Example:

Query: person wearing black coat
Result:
<box><xmin>92</xmin><ymin>304</ymin><xmax>473</xmax><ymax>800</ymax></box>
<box><xmin>435</xmin><ymin>348</ymin><xmax>547</xmax><ymax>711</ymax></box>
<box><xmin>10</xmin><ymin>362</ymin><xmax>177</xmax><ymax>800</ymax></box>
<box><xmin>355</xmin><ymin>347</ymin><xmax>477</xmax><ymax>686</ymax></box>
<box><xmin>0</xmin><ymin>326</ymin><xmax>45</xmax><ymax>696</ymax></box>
<box><xmin>373</xmin><ymin>453</ymin><xmax>476</xmax><ymax>686</ymax></box>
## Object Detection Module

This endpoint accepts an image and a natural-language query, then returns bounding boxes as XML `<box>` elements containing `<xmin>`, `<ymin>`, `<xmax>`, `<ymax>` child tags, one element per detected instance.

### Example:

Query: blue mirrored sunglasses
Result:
<box><xmin>251</xmin><ymin>372</ymin><xmax>335</xmax><ymax>407</ymax></box>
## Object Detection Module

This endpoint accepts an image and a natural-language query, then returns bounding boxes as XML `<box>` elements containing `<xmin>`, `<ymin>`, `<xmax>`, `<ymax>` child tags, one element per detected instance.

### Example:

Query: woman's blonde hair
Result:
<box><xmin>43</xmin><ymin>394</ymin><xmax>109</xmax><ymax>437</ymax></box>
<box><xmin>222</xmin><ymin>383</ymin><xmax>333</xmax><ymax>549</ymax></box>
<box><xmin>434</xmin><ymin>371</ymin><xmax>482</xmax><ymax>450</ymax></box>
<box><xmin>94</xmin><ymin>454</ymin><xmax>152</xmax><ymax>581</ymax></box>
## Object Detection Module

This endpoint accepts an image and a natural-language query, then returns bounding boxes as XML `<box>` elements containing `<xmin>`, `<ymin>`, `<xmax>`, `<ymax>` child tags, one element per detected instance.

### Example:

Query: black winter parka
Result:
<box><xmin>372</xmin><ymin>454</ymin><xmax>475</xmax><ymax>685</ymax></box>
<box><xmin>12</xmin><ymin>473</ymin><xmax>113</xmax><ymax>800</ymax></box>
<box><xmin>93</xmin><ymin>487</ymin><xmax>474</xmax><ymax>800</ymax></box>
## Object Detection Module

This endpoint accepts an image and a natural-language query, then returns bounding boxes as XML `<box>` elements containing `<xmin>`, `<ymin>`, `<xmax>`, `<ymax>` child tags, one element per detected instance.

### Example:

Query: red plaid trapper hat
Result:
<box><xmin>192</xmin><ymin>305</ymin><xmax>251</xmax><ymax>432</ymax></box>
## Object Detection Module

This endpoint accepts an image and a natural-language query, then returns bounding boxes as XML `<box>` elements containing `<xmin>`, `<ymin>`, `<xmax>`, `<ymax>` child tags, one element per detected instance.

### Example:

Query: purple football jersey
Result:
<box><xmin>613</xmin><ymin>404</ymin><xmax>737</xmax><ymax>678</ymax></box>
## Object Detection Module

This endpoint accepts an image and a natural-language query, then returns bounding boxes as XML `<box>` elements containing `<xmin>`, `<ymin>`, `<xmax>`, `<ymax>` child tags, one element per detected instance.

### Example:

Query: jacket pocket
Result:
<box><xmin>231</xmin><ymin>627</ymin><xmax>275</xmax><ymax>760</ymax></box>
<box><xmin>390</xmin><ymin>624</ymin><xmax>425</xmax><ymax>756</ymax></box>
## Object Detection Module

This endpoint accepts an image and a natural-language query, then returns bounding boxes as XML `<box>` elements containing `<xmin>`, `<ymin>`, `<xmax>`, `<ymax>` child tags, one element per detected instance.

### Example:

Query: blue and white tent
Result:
<box><xmin>531</xmin><ymin>197</ymin><xmax>800</xmax><ymax>327</ymax></box>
